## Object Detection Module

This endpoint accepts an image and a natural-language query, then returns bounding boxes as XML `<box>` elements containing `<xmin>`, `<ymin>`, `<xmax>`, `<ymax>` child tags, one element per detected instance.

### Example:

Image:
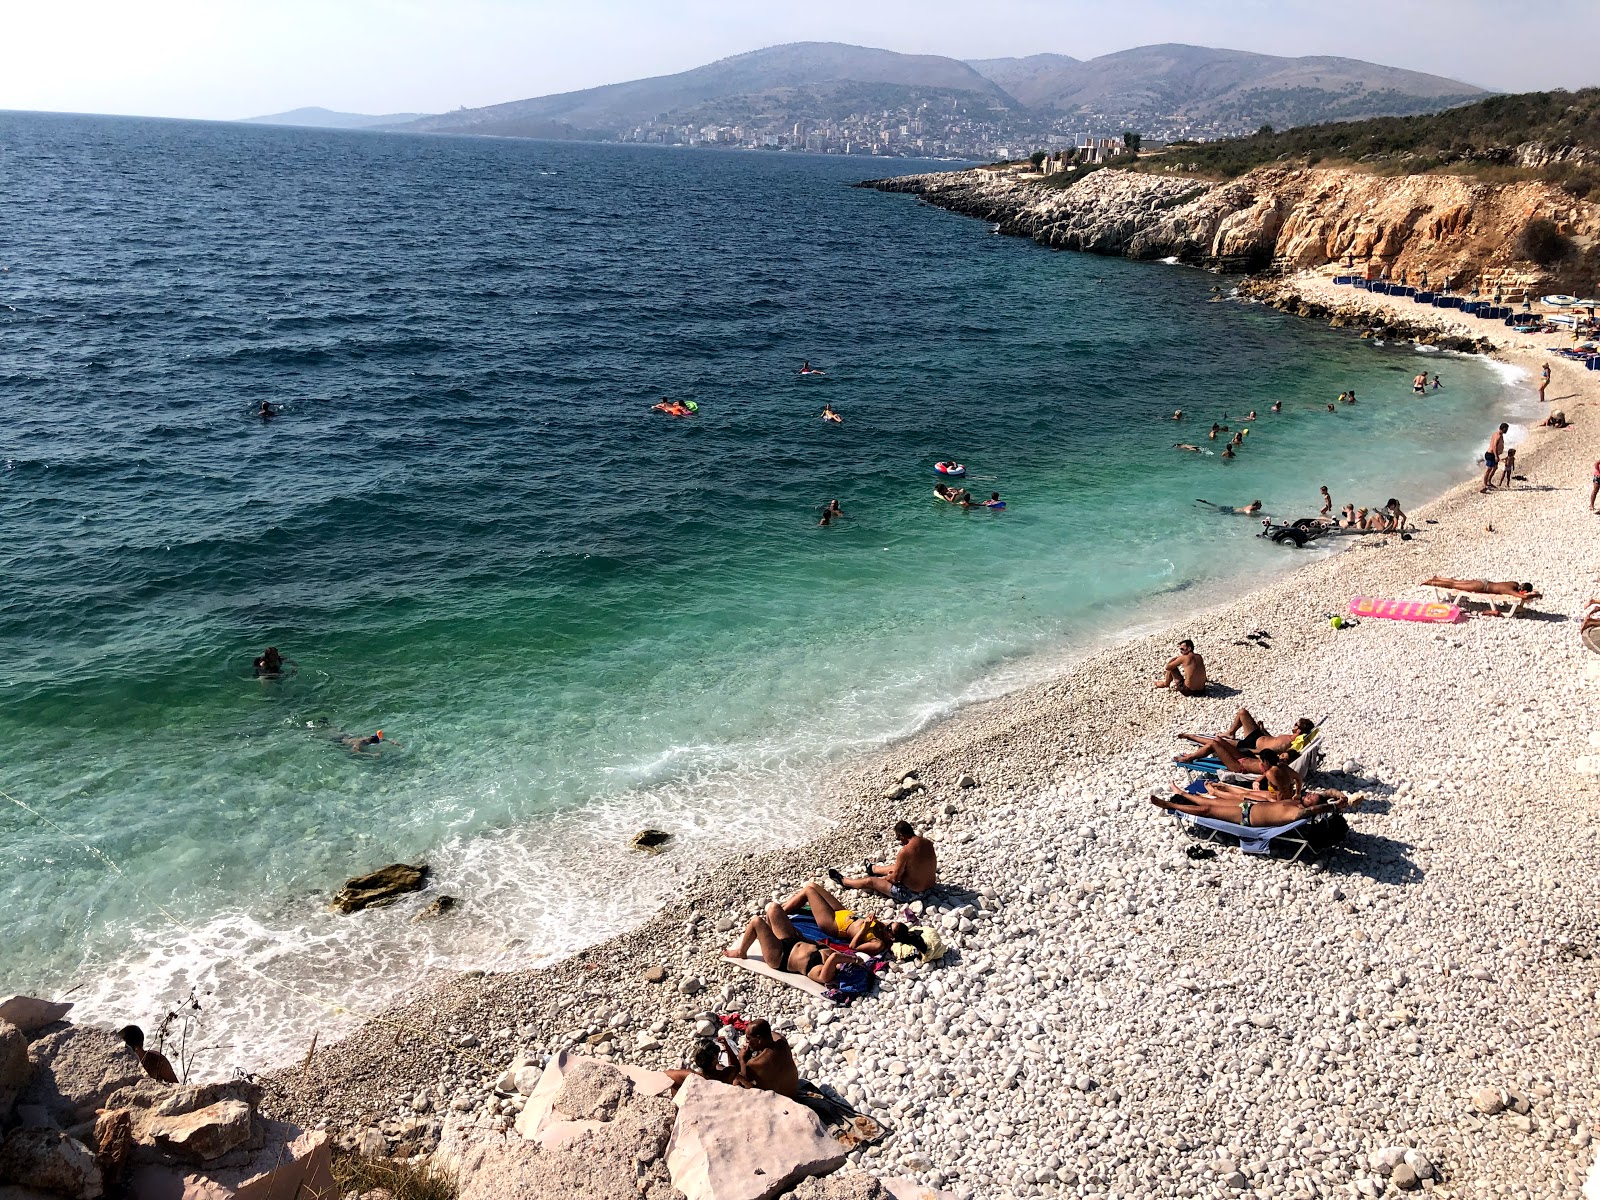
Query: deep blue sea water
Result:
<box><xmin>0</xmin><ymin>112</ymin><xmax>1530</xmax><ymax>1068</ymax></box>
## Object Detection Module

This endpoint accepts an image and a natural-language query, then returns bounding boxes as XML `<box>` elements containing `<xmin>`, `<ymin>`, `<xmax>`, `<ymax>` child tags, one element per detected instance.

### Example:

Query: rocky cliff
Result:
<box><xmin>864</xmin><ymin>166</ymin><xmax>1600</xmax><ymax>289</ymax></box>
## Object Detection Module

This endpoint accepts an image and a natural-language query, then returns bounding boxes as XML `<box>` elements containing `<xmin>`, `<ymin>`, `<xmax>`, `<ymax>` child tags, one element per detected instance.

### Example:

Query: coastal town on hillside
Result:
<box><xmin>613</xmin><ymin>96</ymin><xmax>1239</xmax><ymax>158</ymax></box>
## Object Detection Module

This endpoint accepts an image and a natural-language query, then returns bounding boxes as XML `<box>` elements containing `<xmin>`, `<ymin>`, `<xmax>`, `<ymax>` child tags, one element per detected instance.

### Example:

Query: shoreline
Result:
<box><xmin>260</xmin><ymin>269</ymin><xmax>1600</xmax><ymax>1197</ymax></box>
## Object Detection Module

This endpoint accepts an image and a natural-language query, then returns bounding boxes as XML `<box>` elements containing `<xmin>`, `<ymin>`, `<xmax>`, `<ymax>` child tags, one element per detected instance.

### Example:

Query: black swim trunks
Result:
<box><xmin>1484</xmin><ymin>451</ymin><xmax>1498</xmax><ymax>469</ymax></box>
<box><xmin>1236</xmin><ymin>728</ymin><xmax>1262</xmax><ymax>753</ymax></box>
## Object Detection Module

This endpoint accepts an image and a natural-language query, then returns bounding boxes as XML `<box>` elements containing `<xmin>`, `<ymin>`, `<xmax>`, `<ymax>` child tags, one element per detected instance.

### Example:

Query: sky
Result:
<box><xmin>4</xmin><ymin>0</ymin><xmax>1598</xmax><ymax>121</ymax></box>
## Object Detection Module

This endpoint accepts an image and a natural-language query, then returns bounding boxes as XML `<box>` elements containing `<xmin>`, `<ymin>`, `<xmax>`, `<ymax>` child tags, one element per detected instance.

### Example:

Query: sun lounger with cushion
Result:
<box><xmin>1165</xmin><ymin>807</ymin><xmax>1335</xmax><ymax>861</ymax></box>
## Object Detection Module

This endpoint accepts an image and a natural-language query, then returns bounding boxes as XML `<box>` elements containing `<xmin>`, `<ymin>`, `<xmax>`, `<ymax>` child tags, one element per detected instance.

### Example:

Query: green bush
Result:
<box><xmin>1516</xmin><ymin>217</ymin><xmax>1574</xmax><ymax>266</ymax></box>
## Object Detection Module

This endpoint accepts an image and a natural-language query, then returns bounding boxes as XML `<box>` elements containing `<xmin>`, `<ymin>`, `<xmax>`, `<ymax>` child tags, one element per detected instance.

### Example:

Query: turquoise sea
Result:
<box><xmin>0</xmin><ymin>112</ymin><xmax>1532</xmax><ymax>1068</ymax></box>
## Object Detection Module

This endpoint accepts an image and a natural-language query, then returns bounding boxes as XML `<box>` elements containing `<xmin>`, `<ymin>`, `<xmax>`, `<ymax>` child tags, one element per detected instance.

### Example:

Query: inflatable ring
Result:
<box><xmin>934</xmin><ymin>462</ymin><xmax>966</xmax><ymax>477</ymax></box>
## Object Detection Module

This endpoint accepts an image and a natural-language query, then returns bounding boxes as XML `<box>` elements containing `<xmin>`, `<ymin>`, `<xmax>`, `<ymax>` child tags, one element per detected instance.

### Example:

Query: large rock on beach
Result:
<box><xmin>143</xmin><ymin>1099</ymin><xmax>255</xmax><ymax>1163</ymax></box>
<box><xmin>0</xmin><ymin>1021</ymin><xmax>28</xmax><ymax>1124</ymax></box>
<box><xmin>0</xmin><ymin>997</ymin><xmax>74</xmax><ymax>1036</ymax></box>
<box><xmin>329</xmin><ymin>863</ymin><xmax>428</xmax><ymax>913</ymax></box>
<box><xmin>127</xmin><ymin>1122</ymin><xmax>333</xmax><ymax>1200</ymax></box>
<box><xmin>667</xmin><ymin>1074</ymin><xmax>848</xmax><ymax>1200</ymax></box>
<box><xmin>452</xmin><ymin>1054</ymin><xmax>678</xmax><ymax>1200</ymax></box>
<box><xmin>21</xmin><ymin>1026</ymin><xmax>147</xmax><ymax>1125</ymax></box>
<box><xmin>0</xmin><ymin>1128</ymin><xmax>104</xmax><ymax>1200</ymax></box>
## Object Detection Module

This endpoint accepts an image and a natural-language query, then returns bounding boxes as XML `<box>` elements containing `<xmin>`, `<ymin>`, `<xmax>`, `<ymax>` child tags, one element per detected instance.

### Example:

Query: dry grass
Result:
<box><xmin>327</xmin><ymin>1148</ymin><xmax>458</xmax><ymax>1200</ymax></box>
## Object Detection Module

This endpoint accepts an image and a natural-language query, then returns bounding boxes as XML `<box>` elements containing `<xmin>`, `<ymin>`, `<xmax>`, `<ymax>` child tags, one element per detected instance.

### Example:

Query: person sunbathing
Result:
<box><xmin>779</xmin><ymin>881</ymin><xmax>926</xmax><ymax>956</ymax></box>
<box><xmin>1151</xmin><ymin>786</ymin><xmax>1357</xmax><ymax>828</ymax></box>
<box><xmin>1195</xmin><ymin>748</ymin><xmax>1305</xmax><ymax>802</ymax></box>
<box><xmin>722</xmin><ymin>905</ymin><xmax>849</xmax><ymax>985</ymax></box>
<box><xmin>1421</xmin><ymin>577</ymin><xmax>1542</xmax><ymax>600</ymax></box>
<box><xmin>1176</xmin><ymin>711</ymin><xmax>1315</xmax><ymax>771</ymax></box>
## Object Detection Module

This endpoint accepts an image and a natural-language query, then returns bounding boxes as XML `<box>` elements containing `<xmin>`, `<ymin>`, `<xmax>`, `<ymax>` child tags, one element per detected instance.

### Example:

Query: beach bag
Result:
<box><xmin>890</xmin><ymin>924</ymin><xmax>946</xmax><ymax>963</ymax></box>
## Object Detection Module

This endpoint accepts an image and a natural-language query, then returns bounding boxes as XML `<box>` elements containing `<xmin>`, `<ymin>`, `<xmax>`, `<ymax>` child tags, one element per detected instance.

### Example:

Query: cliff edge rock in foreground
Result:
<box><xmin>863</xmin><ymin>166</ymin><xmax>1599</xmax><ymax>288</ymax></box>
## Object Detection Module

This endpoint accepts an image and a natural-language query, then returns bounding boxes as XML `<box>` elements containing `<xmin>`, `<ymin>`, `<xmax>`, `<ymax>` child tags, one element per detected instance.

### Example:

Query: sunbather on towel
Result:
<box><xmin>1421</xmin><ymin>577</ymin><xmax>1542</xmax><ymax>601</ymax></box>
<box><xmin>780</xmin><ymin>881</ymin><xmax>929</xmax><ymax>957</ymax></box>
<box><xmin>1151</xmin><ymin>787</ymin><xmax>1357</xmax><ymax>827</ymax></box>
<box><xmin>1177</xmin><ymin>710</ymin><xmax>1314</xmax><ymax>770</ymax></box>
<box><xmin>737</xmin><ymin>1019</ymin><xmax>800</xmax><ymax>1098</ymax></box>
<box><xmin>722</xmin><ymin>905</ymin><xmax>850</xmax><ymax>986</ymax></box>
<box><xmin>830</xmin><ymin>821</ymin><xmax>937</xmax><ymax>901</ymax></box>
<box><xmin>666</xmin><ymin>1037</ymin><xmax>739</xmax><ymax>1095</ymax></box>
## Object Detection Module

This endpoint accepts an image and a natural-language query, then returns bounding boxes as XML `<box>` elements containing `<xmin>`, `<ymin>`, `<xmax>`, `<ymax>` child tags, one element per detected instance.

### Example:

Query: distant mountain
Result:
<box><xmin>383</xmin><ymin>40</ymin><xmax>1489</xmax><ymax>159</ymax></box>
<box><xmin>395</xmin><ymin>43</ymin><xmax>1018</xmax><ymax>139</ymax></box>
<box><xmin>967</xmin><ymin>44</ymin><xmax>1487</xmax><ymax>127</ymax></box>
<box><xmin>241</xmin><ymin>107</ymin><xmax>431</xmax><ymax>130</ymax></box>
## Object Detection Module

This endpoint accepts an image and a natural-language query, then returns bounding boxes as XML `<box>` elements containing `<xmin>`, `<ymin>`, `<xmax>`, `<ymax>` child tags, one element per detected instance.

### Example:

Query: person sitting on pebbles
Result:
<box><xmin>1152</xmin><ymin>783</ymin><xmax>1358</xmax><ymax>828</ymax></box>
<box><xmin>736</xmin><ymin>1019</ymin><xmax>799</xmax><ymax>1097</ymax></box>
<box><xmin>1175</xmin><ymin>710</ymin><xmax>1316</xmax><ymax>773</ymax></box>
<box><xmin>1154</xmin><ymin>639</ymin><xmax>1207</xmax><ymax>696</ymax></box>
<box><xmin>780</xmin><ymin>880</ymin><xmax>927</xmax><ymax>956</ymax></box>
<box><xmin>722</xmin><ymin>905</ymin><xmax>850</xmax><ymax>986</ymax></box>
<box><xmin>828</xmin><ymin>820</ymin><xmax>937</xmax><ymax>903</ymax></box>
<box><xmin>666</xmin><ymin>1037</ymin><xmax>738</xmax><ymax>1095</ymax></box>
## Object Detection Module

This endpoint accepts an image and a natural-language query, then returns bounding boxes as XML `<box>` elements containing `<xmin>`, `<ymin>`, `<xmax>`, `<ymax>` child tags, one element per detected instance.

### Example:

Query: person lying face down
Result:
<box><xmin>1420</xmin><ymin>577</ymin><xmax>1542</xmax><ymax>601</ymax></box>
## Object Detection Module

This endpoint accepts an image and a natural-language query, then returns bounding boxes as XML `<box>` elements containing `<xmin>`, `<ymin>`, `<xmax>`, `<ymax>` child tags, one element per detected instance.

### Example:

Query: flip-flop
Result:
<box><xmin>827</xmin><ymin>867</ymin><xmax>845</xmax><ymax>885</ymax></box>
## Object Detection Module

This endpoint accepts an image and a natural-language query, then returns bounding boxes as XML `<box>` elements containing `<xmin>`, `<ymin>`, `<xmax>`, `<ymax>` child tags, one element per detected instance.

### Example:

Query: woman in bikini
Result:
<box><xmin>722</xmin><ymin>905</ymin><xmax>849</xmax><ymax>985</ymax></box>
<box><xmin>1176</xmin><ymin>712</ymin><xmax>1315</xmax><ymax>772</ymax></box>
<box><xmin>778</xmin><ymin>881</ymin><xmax>925</xmax><ymax>957</ymax></box>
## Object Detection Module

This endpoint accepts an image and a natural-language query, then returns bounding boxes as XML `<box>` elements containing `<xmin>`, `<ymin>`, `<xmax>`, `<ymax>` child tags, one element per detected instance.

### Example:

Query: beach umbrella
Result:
<box><xmin>1542</xmin><ymin>294</ymin><xmax>1581</xmax><ymax>307</ymax></box>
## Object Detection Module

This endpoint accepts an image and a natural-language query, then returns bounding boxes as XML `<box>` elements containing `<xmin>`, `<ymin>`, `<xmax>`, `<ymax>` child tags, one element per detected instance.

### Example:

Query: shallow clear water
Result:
<box><xmin>0</xmin><ymin>112</ymin><xmax>1529</xmax><ymax>1068</ymax></box>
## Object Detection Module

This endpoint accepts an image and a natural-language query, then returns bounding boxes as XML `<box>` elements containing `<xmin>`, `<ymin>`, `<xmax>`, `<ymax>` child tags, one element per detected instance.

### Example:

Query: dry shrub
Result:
<box><xmin>328</xmin><ymin>1148</ymin><xmax>457</xmax><ymax>1200</ymax></box>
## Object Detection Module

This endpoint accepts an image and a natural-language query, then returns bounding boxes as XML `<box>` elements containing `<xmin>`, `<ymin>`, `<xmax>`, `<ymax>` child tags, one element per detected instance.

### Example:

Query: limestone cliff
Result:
<box><xmin>865</xmin><ymin>166</ymin><xmax>1599</xmax><ymax>290</ymax></box>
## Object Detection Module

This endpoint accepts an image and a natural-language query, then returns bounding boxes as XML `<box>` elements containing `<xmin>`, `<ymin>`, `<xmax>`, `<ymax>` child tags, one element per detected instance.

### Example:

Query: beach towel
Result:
<box><xmin>724</xmin><ymin>944</ymin><xmax>830</xmax><ymax>998</ymax></box>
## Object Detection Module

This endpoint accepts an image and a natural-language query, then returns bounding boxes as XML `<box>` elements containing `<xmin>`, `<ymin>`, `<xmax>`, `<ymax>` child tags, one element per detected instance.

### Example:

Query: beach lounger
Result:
<box><xmin>1166</xmin><ymin>807</ymin><xmax>1340</xmax><ymax>861</ymax></box>
<box><xmin>1428</xmin><ymin>584</ymin><xmax>1530</xmax><ymax>617</ymax></box>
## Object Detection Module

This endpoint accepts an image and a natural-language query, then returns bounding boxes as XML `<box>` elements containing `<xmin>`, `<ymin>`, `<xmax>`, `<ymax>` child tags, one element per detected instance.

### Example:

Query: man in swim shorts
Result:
<box><xmin>339</xmin><ymin>730</ymin><xmax>385</xmax><ymax>753</ymax></box>
<box><xmin>1155</xmin><ymin>639</ymin><xmax>1207</xmax><ymax>695</ymax></box>
<box><xmin>1483</xmin><ymin>423</ymin><xmax>1507</xmax><ymax>492</ymax></box>
<box><xmin>738</xmin><ymin>1020</ymin><xmax>799</xmax><ymax>1097</ymax></box>
<box><xmin>831</xmin><ymin>820</ymin><xmax>937</xmax><ymax>902</ymax></box>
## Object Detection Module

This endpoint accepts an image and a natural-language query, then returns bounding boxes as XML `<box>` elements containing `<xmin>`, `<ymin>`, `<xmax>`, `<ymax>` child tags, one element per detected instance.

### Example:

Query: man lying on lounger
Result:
<box><xmin>722</xmin><ymin>904</ymin><xmax>851</xmax><ymax>986</ymax></box>
<box><xmin>1421</xmin><ymin>577</ymin><xmax>1542</xmax><ymax>601</ymax></box>
<box><xmin>829</xmin><ymin>821</ymin><xmax>937</xmax><ymax>902</ymax></box>
<box><xmin>1176</xmin><ymin>709</ymin><xmax>1316</xmax><ymax>773</ymax></box>
<box><xmin>1151</xmin><ymin>785</ymin><xmax>1358</xmax><ymax>828</ymax></box>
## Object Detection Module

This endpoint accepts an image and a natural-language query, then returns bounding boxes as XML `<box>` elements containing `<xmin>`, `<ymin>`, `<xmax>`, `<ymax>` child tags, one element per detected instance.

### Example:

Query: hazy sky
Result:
<box><xmin>6</xmin><ymin>0</ymin><xmax>1598</xmax><ymax>121</ymax></box>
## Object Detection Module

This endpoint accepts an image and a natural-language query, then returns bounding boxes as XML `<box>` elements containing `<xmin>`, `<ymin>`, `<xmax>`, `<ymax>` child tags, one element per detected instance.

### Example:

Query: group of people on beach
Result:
<box><xmin>673</xmin><ymin>820</ymin><xmax>940</xmax><ymax>1099</ymax></box>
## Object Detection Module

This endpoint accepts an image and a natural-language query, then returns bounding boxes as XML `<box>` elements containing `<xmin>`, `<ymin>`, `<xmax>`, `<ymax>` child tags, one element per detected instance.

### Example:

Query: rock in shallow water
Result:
<box><xmin>329</xmin><ymin>864</ymin><xmax>429</xmax><ymax>914</ymax></box>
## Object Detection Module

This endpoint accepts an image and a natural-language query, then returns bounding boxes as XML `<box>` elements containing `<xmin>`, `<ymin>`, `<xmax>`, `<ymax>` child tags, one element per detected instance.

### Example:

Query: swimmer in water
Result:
<box><xmin>1197</xmin><ymin>499</ymin><xmax>1262</xmax><ymax>515</ymax></box>
<box><xmin>339</xmin><ymin>730</ymin><xmax>386</xmax><ymax>753</ymax></box>
<box><xmin>252</xmin><ymin>646</ymin><xmax>295</xmax><ymax>677</ymax></box>
<box><xmin>1326</xmin><ymin>403</ymin><xmax>1336</xmax><ymax>413</ymax></box>
<box><xmin>985</xmin><ymin>492</ymin><xmax>1004</xmax><ymax>508</ymax></box>
<box><xmin>1175</xmin><ymin>443</ymin><xmax>1203</xmax><ymax>453</ymax></box>
<box><xmin>818</xmin><ymin>509</ymin><xmax>833</xmax><ymax>527</ymax></box>
<box><xmin>1221</xmin><ymin>444</ymin><xmax>1236</xmax><ymax>459</ymax></box>
<box><xmin>1208</xmin><ymin>423</ymin><xmax>1221</xmax><ymax>440</ymax></box>
<box><xmin>1271</xmin><ymin>400</ymin><xmax>1282</xmax><ymax>413</ymax></box>
<box><xmin>258</xmin><ymin>401</ymin><xmax>277</xmax><ymax>420</ymax></box>
<box><xmin>1246</xmin><ymin>410</ymin><xmax>1257</xmax><ymax>421</ymax></box>
<box><xmin>821</xmin><ymin>403</ymin><xmax>842</xmax><ymax>424</ymax></box>
<box><xmin>828</xmin><ymin>499</ymin><xmax>843</xmax><ymax>517</ymax></box>
<box><xmin>1172</xmin><ymin>409</ymin><xmax>1183</xmax><ymax>420</ymax></box>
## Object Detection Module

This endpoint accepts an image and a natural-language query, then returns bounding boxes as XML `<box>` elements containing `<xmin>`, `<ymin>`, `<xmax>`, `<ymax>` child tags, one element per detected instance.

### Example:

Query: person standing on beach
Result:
<box><xmin>1539</xmin><ymin>364</ymin><xmax>1551</xmax><ymax>402</ymax></box>
<box><xmin>1498</xmin><ymin>447</ymin><xmax>1517</xmax><ymax>489</ymax></box>
<box><xmin>1319</xmin><ymin>487</ymin><xmax>1333</xmax><ymax>517</ymax></box>
<box><xmin>1483</xmin><ymin>423</ymin><xmax>1508</xmax><ymax>492</ymax></box>
<box><xmin>1591</xmin><ymin>459</ymin><xmax>1600</xmax><ymax>512</ymax></box>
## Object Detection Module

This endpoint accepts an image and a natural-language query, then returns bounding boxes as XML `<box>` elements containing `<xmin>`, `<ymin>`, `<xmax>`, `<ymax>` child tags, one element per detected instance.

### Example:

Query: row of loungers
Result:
<box><xmin>1165</xmin><ymin>730</ymin><xmax>1346</xmax><ymax>862</ymax></box>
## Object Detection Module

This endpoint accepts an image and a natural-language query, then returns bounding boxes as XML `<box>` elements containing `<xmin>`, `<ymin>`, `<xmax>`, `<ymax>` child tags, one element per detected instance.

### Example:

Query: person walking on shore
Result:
<box><xmin>1483</xmin><ymin>423</ymin><xmax>1508</xmax><ymax>492</ymax></box>
<box><xmin>1319</xmin><ymin>486</ymin><xmax>1332</xmax><ymax>517</ymax></box>
<box><xmin>1539</xmin><ymin>364</ymin><xmax>1551</xmax><ymax>402</ymax></box>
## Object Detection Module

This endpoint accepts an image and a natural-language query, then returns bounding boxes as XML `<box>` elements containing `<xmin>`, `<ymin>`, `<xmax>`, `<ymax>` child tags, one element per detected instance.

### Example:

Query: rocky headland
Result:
<box><xmin>861</xmin><ymin>164</ymin><xmax>1598</xmax><ymax>288</ymax></box>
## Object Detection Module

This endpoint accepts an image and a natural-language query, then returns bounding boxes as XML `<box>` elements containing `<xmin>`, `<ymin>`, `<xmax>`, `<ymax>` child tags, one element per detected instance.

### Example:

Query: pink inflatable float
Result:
<box><xmin>1349</xmin><ymin>596</ymin><xmax>1463</xmax><ymax>623</ymax></box>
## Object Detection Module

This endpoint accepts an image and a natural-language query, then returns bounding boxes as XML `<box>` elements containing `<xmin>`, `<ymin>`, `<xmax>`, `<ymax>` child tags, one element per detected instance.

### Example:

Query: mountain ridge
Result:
<box><xmin>241</xmin><ymin>106</ymin><xmax>431</xmax><ymax>130</ymax></box>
